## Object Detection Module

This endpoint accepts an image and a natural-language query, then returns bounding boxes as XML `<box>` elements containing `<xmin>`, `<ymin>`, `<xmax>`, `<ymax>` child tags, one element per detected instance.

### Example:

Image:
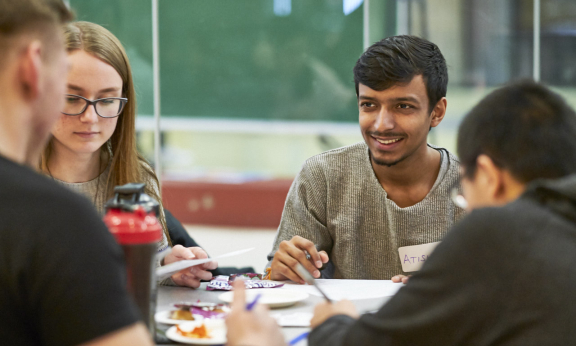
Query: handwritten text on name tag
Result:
<box><xmin>398</xmin><ymin>241</ymin><xmax>441</xmax><ymax>272</ymax></box>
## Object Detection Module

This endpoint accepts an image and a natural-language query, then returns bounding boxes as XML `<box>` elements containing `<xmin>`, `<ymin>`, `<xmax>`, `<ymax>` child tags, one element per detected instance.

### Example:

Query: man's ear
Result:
<box><xmin>476</xmin><ymin>154</ymin><xmax>506</xmax><ymax>202</ymax></box>
<box><xmin>18</xmin><ymin>40</ymin><xmax>43</xmax><ymax>101</ymax></box>
<box><xmin>429</xmin><ymin>97</ymin><xmax>447</xmax><ymax>128</ymax></box>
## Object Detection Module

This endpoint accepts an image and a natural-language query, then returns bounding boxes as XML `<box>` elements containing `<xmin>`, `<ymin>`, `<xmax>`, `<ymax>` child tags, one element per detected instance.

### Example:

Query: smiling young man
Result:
<box><xmin>306</xmin><ymin>80</ymin><xmax>576</xmax><ymax>346</ymax></box>
<box><xmin>267</xmin><ymin>35</ymin><xmax>465</xmax><ymax>282</ymax></box>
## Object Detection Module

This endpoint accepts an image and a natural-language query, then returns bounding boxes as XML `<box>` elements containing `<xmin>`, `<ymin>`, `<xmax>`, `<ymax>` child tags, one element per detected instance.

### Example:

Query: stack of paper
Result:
<box><xmin>281</xmin><ymin>279</ymin><xmax>404</xmax><ymax>300</ymax></box>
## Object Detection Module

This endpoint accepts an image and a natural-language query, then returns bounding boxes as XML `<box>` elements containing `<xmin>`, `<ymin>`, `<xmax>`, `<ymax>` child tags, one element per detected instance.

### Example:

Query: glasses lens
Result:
<box><xmin>63</xmin><ymin>95</ymin><xmax>86</xmax><ymax>115</ymax></box>
<box><xmin>95</xmin><ymin>99</ymin><xmax>124</xmax><ymax>118</ymax></box>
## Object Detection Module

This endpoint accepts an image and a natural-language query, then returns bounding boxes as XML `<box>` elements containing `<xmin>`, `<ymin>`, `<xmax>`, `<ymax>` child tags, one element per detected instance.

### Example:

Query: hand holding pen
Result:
<box><xmin>225</xmin><ymin>280</ymin><xmax>285</xmax><ymax>346</ymax></box>
<box><xmin>287</xmin><ymin>264</ymin><xmax>333</xmax><ymax>345</ymax></box>
<box><xmin>270</xmin><ymin>235</ymin><xmax>329</xmax><ymax>284</ymax></box>
<box><xmin>294</xmin><ymin>263</ymin><xmax>331</xmax><ymax>303</ymax></box>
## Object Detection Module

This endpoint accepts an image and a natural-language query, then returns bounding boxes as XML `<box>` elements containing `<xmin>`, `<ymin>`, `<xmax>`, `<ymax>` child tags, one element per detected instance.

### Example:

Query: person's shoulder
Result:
<box><xmin>304</xmin><ymin>141</ymin><xmax>368</xmax><ymax>169</ymax></box>
<box><xmin>449</xmin><ymin>199</ymin><xmax>545</xmax><ymax>246</ymax></box>
<box><xmin>138</xmin><ymin>156</ymin><xmax>155</xmax><ymax>173</ymax></box>
<box><xmin>138</xmin><ymin>157</ymin><xmax>160</xmax><ymax>189</ymax></box>
<box><xmin>295</xmin><ymin>142</ymin><xmax>368</xmax><ymax>185</ymax></box>
<box><xmin>428</xmin><ymin>143</ymin><xmax>460</xmax><ymax>164</ymax></box>
<box><xmin>1</xmin><ymin>159</ymin><xmax>90</xmax><ymax>206</ymax></box>
<box><xmin>0</xmin><ymin>157</ymin><xmax>101</xmax><ymax>227</ymax></box>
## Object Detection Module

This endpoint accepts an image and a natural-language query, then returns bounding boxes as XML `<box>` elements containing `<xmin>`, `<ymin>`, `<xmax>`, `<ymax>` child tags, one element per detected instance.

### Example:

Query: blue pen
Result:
<box><xmin>288</xmin><ymin>331</ymin><xmax>309</xmax><ymax>345</ymax></box>
<box><xmin>246</xmin><ymin>293</ymin><xmax>262</xmax><ymax>311</ymax></box>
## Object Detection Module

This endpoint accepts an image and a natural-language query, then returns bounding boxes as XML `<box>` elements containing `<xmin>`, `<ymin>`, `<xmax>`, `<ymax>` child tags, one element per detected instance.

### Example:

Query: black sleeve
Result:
<box><xmin>164</xmin><ymin>208</ymin><xmax>255</xmax><ymax>276</ymax></box>
<box><xmin>309</xmin><ymin>315</ymin><xmax>362</xmax><ymax>346</ymax></box>
<box><xmin>165</xmin><ymin>208</ymin><xmax>201</xmax><ymax>248</ymax></box>
<box><xmin>309</xmin><ymin>209</ymin><xmax>515</xmax><ymax>346</ymax></box>
<box><xmin>26</xmin><ymin>193</ymin><xmax>141</xmax><ymax>346</ymax></box>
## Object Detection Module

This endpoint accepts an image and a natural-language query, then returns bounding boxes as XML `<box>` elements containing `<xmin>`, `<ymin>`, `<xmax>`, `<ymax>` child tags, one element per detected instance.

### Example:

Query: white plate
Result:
<box><xmin>218</xmin><ymin>289</ymin><xmax>309</xmax><ymax>308</ymax></box>
<box><xmin>155</xmin><ymin>310</ymin><xmax>204</xmax><ymax>325</ymax></box>
<box><xmin>165</xmin><ymin>319</ymin><xmax>226</xmax><ymax>345</ymax></box>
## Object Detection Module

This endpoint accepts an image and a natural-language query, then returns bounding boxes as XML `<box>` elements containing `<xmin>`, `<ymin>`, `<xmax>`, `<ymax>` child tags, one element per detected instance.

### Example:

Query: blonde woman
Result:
<box><xmin>41</xmin><ymin>21</ymin><xmax>217</xmax><ymax>287</ymax></box>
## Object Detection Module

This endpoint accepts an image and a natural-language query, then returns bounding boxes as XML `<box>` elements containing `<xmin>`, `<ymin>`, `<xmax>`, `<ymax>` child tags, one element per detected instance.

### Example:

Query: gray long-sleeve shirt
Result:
<box><xmin>267</xmin><ymin>142</ymin><xmax>465</xmax><ymax>279</ymax></box>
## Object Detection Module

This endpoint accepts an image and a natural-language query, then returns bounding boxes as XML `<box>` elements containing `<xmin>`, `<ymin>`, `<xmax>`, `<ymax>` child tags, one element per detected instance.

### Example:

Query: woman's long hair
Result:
<box><xmin>41</xmin><ymin>21</ymin><xmax>171</xmax><ymax>245</ymax></box>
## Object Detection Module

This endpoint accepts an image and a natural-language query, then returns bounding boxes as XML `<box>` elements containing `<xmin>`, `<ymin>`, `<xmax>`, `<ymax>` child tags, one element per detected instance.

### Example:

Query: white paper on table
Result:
<box><xmin>281</xmin><ymin>279</ymin><xmax>404</xmax><ymax>301</ymax></box>
<box><xmin>271</xmin><ymin>312</ymin><xmax>313</xmax><ymax>327</ymax></box>
<box><xmin>156</xmin><ymin>247</ymin><xmax>254</xmax><ymax>280</ymax></box>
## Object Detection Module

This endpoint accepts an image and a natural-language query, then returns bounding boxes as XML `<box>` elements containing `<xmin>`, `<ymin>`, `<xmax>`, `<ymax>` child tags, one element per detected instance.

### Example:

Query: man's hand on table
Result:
<box><xmin>310</xmin><ymin>300</ymin><xmax>359</xmax><ymax>328</ymax></box>
<box><xmin>391</xmin><ymin>274</ymin><xmax>411</xmax><ymax>284</ymax></box>
<box><xmin>271</xmin><ymin>236</ymin><xmax>329</xmax><ymax>284</ymax></box>
<box><xmin>226</xmin><ymin>280</ymin><xmax>286</xmax><ymax>346</ymax></box>
<box><xmin>164</xmin><ymin>245</ymin><xmax>218</xmax><ymax>288</ymax></box>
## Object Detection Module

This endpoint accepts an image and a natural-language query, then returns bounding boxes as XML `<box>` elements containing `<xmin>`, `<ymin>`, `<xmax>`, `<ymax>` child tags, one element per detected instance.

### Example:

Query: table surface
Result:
<box><xmin>155</xmin><ymin>282</ymin><xmax>391</xmax><ymax>346</ymax></box>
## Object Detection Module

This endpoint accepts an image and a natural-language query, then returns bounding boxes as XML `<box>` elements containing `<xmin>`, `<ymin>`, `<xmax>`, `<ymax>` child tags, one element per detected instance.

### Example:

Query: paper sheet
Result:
<box><xmin>272</xmin><ymin>312</ymin><xmax>313</xmax><ymax>327</ymax></box>
<box><xmin>281</xmin><ymin>279</ymin><xmax>404</xmax><ymax>301</ymax></box>
<box><xmin>156</xmin><ymin>247</ymin><xmax>254</xmax><ymax>279</ymax></box>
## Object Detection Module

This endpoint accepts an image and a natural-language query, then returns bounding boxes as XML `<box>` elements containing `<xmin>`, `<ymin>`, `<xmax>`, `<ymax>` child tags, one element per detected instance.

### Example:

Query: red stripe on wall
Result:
<box><xmin>161</xmin><ymin>179</ymin><xmax>293</xmax><ymax>229</ymax></box>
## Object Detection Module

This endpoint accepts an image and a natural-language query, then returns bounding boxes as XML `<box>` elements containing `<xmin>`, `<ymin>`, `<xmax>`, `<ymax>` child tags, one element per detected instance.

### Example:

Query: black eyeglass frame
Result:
<box><xmin>62</xmin><ymin>94</ymin><xmax>128</xmax><ymax>118</ymax></box>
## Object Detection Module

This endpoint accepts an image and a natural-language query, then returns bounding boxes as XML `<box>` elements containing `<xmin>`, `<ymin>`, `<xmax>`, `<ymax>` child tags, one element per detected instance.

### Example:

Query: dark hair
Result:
<box><xmin>353</xmin><ymin>35</ymin><xmax>448</xmax><ymax>112</ymax></box>
<box><xmin>457</xmin><ymin>80</ymin><xmax>576</xmax><ymax>183</ymax></box>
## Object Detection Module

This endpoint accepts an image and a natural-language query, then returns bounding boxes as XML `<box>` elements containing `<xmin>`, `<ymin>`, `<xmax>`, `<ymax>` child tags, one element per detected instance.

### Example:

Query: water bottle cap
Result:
<box><xmin>103</xmin><ymin>207</ymin><xmax>162</xmax><ymax>244</ymax></box>
<box><xmin>104</xmin><ymin>183</ymin><xmax>160</xmax><ymax>216</ymax></box>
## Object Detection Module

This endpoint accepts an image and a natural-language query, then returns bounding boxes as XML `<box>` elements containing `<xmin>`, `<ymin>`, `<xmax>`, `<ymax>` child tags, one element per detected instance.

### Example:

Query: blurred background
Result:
<box><xmin>67</xmin><ymin>0</ymin><xmax>576</xmax><ymax>270</ymax></box>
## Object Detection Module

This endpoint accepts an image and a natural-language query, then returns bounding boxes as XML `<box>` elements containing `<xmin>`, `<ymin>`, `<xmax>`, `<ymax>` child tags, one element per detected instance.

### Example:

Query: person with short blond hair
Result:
<box><xmin>0</xmin><ymin>1</ymin><xmax>152</xmax><ymax>345</ymax></box>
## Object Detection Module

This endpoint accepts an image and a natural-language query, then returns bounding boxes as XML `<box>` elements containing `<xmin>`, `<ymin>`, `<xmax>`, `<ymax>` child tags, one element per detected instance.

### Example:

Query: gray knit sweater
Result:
<box><xmin>267</xmin><ymin>142</ymin><xmax>466</xmax><ymax>279</ymax></box>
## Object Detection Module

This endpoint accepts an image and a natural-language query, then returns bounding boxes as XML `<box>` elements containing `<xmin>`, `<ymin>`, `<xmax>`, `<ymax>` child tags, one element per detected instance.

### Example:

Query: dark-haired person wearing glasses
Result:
<box><xmin>0</xmin><ymin>0</ymin><xmax>152</xmax><ymax>345</ymax></box>
<box><xmin>267</xmin><ymin>35</ymin><xmax>465</xmax><ymax>283</ymax></box>
<box><xmin>228</xmin><ymin>81</ymin><xmax>576</xmax><ymax>346</ymax></box>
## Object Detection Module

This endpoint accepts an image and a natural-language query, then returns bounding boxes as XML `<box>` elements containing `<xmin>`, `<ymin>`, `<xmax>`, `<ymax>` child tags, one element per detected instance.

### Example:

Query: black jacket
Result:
<box><xmin>310</xmin><ymin>175</ymin><xmax>576</xmax><ymax>346</ymax></box>
<box><xmin>164</xmin><ymin>209</ymin><xmax>254</xmax><ymax>276</ymax></box>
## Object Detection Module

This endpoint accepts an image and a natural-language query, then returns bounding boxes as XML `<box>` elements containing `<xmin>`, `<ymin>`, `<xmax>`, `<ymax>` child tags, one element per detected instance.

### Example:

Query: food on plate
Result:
<box><xmin>169</xmin><ymin>308</ymin><xmax>195</xmax><ymax>321</ymax></box>
<box><xmin>207</xmin><ymin>274</ymin><xmax>285</xmax><ymax>291</ymax></box>
<box><xmin>174</xmin><ymin>301</ymin><xmax>230</xmax><ymax>319</ymax></box>
<box><xmin>176</xmin><ymin>323</ymin><xmax>210</xmax><ymax>339</ymax></box>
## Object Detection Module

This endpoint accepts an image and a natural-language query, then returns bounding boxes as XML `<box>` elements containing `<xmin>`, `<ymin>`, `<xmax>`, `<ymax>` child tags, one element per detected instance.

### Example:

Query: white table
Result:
<box><xmin>155</xmin><ymin>281</ymin><xmax>395</xmax><ymax>345</ymax></box>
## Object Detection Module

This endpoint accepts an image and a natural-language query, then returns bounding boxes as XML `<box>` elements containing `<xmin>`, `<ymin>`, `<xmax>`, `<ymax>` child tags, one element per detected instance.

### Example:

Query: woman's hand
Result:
<box><xmin>163</xmin><ymin>245</ymin><xmax>218</xmax><ymax>288</ymax></box>
<box><xmin>226</xmin><ymin>280</ymin><xmax>286</xmax><ymax>346</ymax></box>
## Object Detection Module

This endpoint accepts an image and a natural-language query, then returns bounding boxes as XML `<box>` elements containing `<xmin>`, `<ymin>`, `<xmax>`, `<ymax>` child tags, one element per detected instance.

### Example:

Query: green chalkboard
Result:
<box><xmin>68</xmin><ymin>0</ymin><xmax>364</xmax><ymax>122</ymax></box>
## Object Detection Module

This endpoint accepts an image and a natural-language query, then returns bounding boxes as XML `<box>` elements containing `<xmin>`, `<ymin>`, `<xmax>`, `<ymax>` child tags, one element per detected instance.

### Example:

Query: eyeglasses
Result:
<box><xmin>450</xmin><ymin>180</ymin><xmax>468</xmax><ymax>210</ymax></box>
<box><xmin>62</xmin><ymin>94</ymin><xmax>127</xmax><ymax>118</ymax></box>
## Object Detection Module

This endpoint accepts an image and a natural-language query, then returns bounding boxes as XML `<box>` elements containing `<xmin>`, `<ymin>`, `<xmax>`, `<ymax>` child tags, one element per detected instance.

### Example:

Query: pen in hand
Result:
<box><xmin>245</xmin><ymin>293</ymin><xmax>262</xmax><ymax>311</ymax></box>
<box><xmin>304</xmin><ymin>247</ymin><xmax>327</xmax><ymax>272</ymax></box>
<box><xmin>295</xmin><ymin>263</ymin><xmax>331</xmax><ymax>303</ymax></box>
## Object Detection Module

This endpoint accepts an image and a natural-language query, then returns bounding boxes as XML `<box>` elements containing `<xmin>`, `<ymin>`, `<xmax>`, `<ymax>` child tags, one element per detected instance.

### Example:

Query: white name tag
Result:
<box><xmin>398</xmin><ymin>242</ymin><xmax>440</xmax><ymax>272</ymax></box>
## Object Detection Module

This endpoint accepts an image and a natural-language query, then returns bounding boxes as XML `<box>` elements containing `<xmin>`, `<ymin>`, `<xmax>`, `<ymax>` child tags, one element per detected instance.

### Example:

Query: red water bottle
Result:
<box><xmin>103</xmin><ymin>183</ymin><xmax>162</xmax><ymax>335</ymax></box>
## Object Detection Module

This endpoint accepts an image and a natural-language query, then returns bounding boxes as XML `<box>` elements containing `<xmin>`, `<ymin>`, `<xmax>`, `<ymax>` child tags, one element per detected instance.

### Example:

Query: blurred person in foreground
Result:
<box><xmin>0</xmin><ymin>1</ymin><xmax>152</xmax><ymax>345</ymax></box>
<box><xmin>227</xmin><ymin>80</ymin><xmax>576</xmax><ymax>346</ymax></box>
<box><xmin>267</xmin><ymin>35</ymin><xmax>465</xmax><ymax>284</ymax></box>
